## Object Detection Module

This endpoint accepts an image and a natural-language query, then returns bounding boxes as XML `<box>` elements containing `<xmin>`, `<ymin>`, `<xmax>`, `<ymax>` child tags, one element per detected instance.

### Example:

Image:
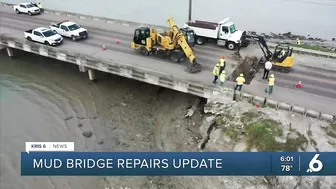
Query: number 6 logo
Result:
<box><xmin>307</xmin><ymin>154</ymin><xmax>323</xmax><ymax>172</ymax></box>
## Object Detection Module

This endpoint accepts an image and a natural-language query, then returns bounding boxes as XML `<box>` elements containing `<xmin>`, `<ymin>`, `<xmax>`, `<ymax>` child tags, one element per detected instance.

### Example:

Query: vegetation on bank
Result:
<box><xmin>290</xmin><ymin>43</ymin><xmax>335</xmax><ymax>53</ymax></box>
<box><xmin>322</xmin><ymin>123</ymin><xmax>336</xmax><ymax>139</ymax></box>
<box><xmin>215</xmin><ymin>110</ymin><xmax>309</xmax><ymax>152</ymax></box>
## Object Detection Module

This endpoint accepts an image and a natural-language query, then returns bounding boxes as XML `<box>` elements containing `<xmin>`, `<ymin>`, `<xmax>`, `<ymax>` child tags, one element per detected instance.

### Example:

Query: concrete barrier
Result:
<box><xmin>239</xmin><ymin>92</ymin><xmax>335</xmax><ymax>122</ymax></box>
<box><xmin>0</xmin><ymin>35</ymin><xmax>229</xmax><ymax>101</ymax></box>
<box><xmin>1</xmin><ymin>2</ymin><xmax>335</xmax><ymax>59</ymax></box>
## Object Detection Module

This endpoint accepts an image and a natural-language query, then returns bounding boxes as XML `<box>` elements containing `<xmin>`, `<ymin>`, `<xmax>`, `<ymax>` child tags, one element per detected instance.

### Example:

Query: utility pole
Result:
<box><xmin>188</xmin><ymin>0</ymin><xmax>192</xmax><ymax>21</ymax></box>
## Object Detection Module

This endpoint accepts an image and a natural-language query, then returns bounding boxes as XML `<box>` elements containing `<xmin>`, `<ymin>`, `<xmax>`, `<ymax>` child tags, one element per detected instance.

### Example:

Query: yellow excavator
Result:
<box><xmin>131</xmin><ymin>18</ymin><xmax>202</xmax><ymax>73</ymax></box>
<box><xmin>236</xmin><ymin>34</ymin><xmax>294</xmax><ymax>73</ymax></box>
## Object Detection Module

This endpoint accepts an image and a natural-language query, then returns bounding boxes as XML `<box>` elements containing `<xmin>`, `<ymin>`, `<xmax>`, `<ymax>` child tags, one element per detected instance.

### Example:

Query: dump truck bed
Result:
<box><xmin>186</xmin><ymin>20</ymin><xmax>218</xmax><ymax>30</ymax></box>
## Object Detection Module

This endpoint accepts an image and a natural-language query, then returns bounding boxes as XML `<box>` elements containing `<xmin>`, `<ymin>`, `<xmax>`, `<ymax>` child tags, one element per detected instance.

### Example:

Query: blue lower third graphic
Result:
<box><xmin>21</xmin><ymin>152</ymin><xmax>336</xmax><ymax>176</ymax></box>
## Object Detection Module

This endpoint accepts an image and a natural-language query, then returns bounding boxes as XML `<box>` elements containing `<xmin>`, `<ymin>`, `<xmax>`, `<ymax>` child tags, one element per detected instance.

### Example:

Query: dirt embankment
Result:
<box><xmin>103</xmin><ymin>88</ymin><xmax>336</xmax><ymax>189</ymax></box>
<box><xmin>196</xmin><ymin>96</ymin><xmax>336</xmax><ymax>189</ymax></box>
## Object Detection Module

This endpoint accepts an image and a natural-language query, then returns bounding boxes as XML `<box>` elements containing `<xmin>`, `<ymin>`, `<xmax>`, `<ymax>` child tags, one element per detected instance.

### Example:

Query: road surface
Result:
<box><xmin>0</xmin><ymin>7</ymin><xmax>335</xmax><ymax>115</ymax></box>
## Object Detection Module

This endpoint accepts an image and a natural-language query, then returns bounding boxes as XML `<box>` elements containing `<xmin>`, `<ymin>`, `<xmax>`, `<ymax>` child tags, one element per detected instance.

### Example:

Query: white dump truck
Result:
<box><xmin>184</xmin><ymin>17</ymin><xmax>249</xmax><ymax>50</ymax></box>
<box><xmin>13</xmin><ymin>3</ymin><xmax>40</xmax><ymax>16</ymax></box>
<box><xmin>50</xmin><ymin>20</ymin><xmax>88</xmax><ymax>41</ymax></box>
<box><xmin>24</xmin><ymin>27</ymin><xmax>63</xmax><ymax>46</ymax></box>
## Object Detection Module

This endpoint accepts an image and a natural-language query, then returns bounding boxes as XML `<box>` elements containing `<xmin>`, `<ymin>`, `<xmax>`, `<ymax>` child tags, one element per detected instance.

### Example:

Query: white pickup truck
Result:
<box><xmin>24</xmin><ymin>27</ymin><xmax>63</xmax><ymax>46</ymax></box>
<box><xmin>184</xmin><ymin>17</ymin><xmax>249</xmax><ymax>50</ymax></box>
<box><xmin>13</xmin><ymin>3</ymin><xmax>40</xmax><ymax>16</ymax></box>
<box><xmin>50</xmin><ymin>20</ymin><xmax>88</xmax><ymax>41</ymax></box>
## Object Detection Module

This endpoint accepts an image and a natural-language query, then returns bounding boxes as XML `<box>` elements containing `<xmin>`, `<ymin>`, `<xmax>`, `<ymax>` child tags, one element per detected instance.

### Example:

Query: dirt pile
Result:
<box><xmin>229</xmin><ymin>56</ymin><xmax>263</xmax><ymax>84</ymax></box>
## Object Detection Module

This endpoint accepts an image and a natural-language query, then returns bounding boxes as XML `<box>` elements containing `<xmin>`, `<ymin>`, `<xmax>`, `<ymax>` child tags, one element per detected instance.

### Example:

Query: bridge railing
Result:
<box><xmin>0</xmin><ymin>35</ymin><xmax>335</xmax><ymax>123</ymax></box>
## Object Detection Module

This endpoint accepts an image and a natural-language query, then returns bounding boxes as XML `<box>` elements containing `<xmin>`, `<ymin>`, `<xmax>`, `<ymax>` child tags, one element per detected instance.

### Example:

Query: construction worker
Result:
<box><xmin>220</xmin><ymin>70</ymin><xmax>226</xmax><ymax>86</ymax></box>
<box><xmin>235</xmin><ymin>73</ymin><xmax>245</xmax><ymax>91</ymax></box>
<box><xmin>219</xmin><ymin>56</ymin><xmax>226</xmax><ymax>74</ymax></box>
<box><xmin>263</xmin><ymin>60</ymin><xmax>272</xmax><ymax>79</ymax></box>
<box><xmin>267</xmin><ymin>74</ymin><xmax>275</xmax><ymax>94</ymax></box>
<box><xmin>212</xmin><ymin>64</ymin><xmax>220</xmax><ymax>85</ymax></box>
<box><xmin>37</xmin><ymin>2</ymin><xmax>43</xmax><ymax>12</ymax></box>
<box><xmin>296</xmin><ymin>38</ymin><xmax>301</xmax><ymax>45</ymax></box>
<box><xmin>278</xmin><ymin>48</ymin><xmax>286</xmax><ymax>58</ymax></box>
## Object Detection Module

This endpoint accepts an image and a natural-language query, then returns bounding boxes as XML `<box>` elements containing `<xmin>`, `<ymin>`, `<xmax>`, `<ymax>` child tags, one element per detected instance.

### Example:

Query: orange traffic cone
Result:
<box><xmin>102</xmin><ymin>44</ymin><xmax>107</xmax><ymax>51</ymax></box>
<box><xmin>116</xmin><ymin>39</ymin><xmax>120</xmax><ymax>44</ymax></box>
<box><xmin>295</xmin><ymin>81</ymin><xmax>302</xmax><ymax>88</ymax></box>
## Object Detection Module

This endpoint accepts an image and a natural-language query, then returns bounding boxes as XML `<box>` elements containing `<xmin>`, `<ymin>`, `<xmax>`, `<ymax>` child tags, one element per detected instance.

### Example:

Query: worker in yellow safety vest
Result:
<box><xmin>219</xmin><ymin>56</ymin><xmax>226</xmax><ymax>74</ymax></box>
<box><xmin>37</xmin><ymin>2</ymin><xmax>43</xmax><ymax>12</ymax></box>
<box><xmin>220</xmin><ymin>70</ymin><xmax>226</xmax><ymax>86</ymax></box>
<box><xmin>296</xmin><ymin>38</ymin><xmax>301</xmax><ymax>45</ymax></box>
<box><xmin>212</xmin><ymin>64</ymin><xmax>220</xmax><ymax>85</ymax></box>
<box><xmin>266</xmin><ymin>74</ymin><xmax>275</xmax><ymax>94</ymax></box>
<box><xmin>278</xmin><ymin>48</ymin><xmax>286</xmax><ymax>59</ymax></box>
<box><xmin>234</xmin><ymin>73</ymin><xmax>245</xmax><ymax>91</ymax></box>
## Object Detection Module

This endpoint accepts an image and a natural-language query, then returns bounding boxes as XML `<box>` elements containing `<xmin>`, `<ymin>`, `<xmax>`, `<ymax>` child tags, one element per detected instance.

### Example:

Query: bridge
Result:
<box><xmin>0</xmin><ymin>3</ymin><xmax>335</xmax><ymax>121</ymax></box>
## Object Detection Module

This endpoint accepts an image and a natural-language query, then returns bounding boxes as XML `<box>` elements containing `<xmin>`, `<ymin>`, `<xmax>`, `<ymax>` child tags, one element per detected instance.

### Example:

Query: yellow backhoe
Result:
<box><xmin>236</xmin><ymin>34</ymin><xmax>294</xmax><ymax>73</ymax></box>
<box><xmin>131</xmin><ymin>18</ymin><xmax>202</xmax><ymax>73</ymax></box>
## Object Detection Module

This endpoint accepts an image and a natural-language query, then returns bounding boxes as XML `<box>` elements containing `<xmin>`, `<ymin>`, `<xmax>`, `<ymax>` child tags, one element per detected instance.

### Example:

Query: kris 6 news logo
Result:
<box><xmin>306</xmin><ymin>154</ymin><xmax>323</xmax><ymax>173</ymax></box>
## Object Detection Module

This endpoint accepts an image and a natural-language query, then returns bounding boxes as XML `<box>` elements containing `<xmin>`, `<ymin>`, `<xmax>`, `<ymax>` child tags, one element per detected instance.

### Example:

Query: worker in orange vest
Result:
<box><xmin>219</xmin><ymin>56</ymin><xmax>226</xmax><ymax>74</ymax></box>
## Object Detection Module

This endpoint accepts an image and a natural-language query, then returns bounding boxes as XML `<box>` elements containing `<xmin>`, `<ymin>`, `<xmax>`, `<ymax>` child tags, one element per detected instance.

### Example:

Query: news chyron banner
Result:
<box><xmin>25</xmin><ymin>142</ymin><xmax>75</xmax><ymax>154</ymax></box>
<box><xmin>22</xmin><ymin>143</ymin><xmax>336</xmax><ymax>176</ymax></box>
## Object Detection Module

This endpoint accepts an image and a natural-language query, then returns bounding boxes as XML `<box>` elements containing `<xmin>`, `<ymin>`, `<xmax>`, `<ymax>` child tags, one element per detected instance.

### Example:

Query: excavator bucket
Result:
<box><xmin>233</xmin><ymin>50</ymin><xmax>242</xmax><ymax>59</ymax></box>
<box><xmin>233</xmin><ymin>44</ymin><xmax>243</xmax><ymax>59</ymax></box>
<box><xmin>185</xmin><ymin>62</ymin><xmax>202</xmax><ymax>73</ymax></box>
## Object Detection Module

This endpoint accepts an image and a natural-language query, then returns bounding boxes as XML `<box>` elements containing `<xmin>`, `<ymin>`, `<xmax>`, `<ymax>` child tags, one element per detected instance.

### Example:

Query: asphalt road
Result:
<box><xmin>0</xmin><ymin>8</ymin><xmax>335</xmax><ymax>101</ymax></box>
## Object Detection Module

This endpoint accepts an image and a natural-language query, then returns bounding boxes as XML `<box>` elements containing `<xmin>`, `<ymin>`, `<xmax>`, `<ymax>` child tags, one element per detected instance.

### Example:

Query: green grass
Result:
<box><xmin>215</xmin><ymin>111</ymin><xmax>309</xmax><ymax>152</ymax></box>
<box><xmin>321</xmin><ymin>123</ymin><xmax>336</xmax><ymax>139</ymax></box>
<box><xmin>285</xmin><ymin>131</ymin><xmax>309</xmax><ymax>151</ymax></box>
<box><xmin>240</xmin><ymin>111</ymin><xmax>262</xmax><ymax>124</ymax></box>
<box><xmin>290</xmin><ymin>43</ymin><xmax>335</xmax><ymax>53</ymax></box>
<box><xmin>245</xmin><ymin>119</ymin><xmax>283</xmax><ymax>151</ymax></box>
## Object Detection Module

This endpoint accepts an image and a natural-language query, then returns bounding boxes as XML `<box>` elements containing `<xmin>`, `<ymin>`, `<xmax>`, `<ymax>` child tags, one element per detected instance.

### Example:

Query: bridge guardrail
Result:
<box><xmin>0</xmin><ymin>36</ymin><xmax>335</xmax><ymax>123</ymax></box>
<box><xmin>1</xmin><ymin>2</ymin><xmax>335</xmax><ymax>59</ymax></box>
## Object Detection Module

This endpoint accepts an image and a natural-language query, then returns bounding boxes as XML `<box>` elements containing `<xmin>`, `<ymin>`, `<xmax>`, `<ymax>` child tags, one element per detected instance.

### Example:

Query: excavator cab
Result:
<box><xmin>271</xmin><ymin>44</ymin><xmax>294</xmax><ymax>72</ymax></box>
<box><xmin>180</xmin><ymin>28</ymin><xmax>196</xmax><ymax>47</ymax></box>
<box><xmin>272</xmin><ymin>44</ymin><xmax>292</xmax><ymax>62</ymax></box>
<box><xmin>132</xmin><ymin>27</ymin><xmax>151</xmax><ymax>46</ymax></box>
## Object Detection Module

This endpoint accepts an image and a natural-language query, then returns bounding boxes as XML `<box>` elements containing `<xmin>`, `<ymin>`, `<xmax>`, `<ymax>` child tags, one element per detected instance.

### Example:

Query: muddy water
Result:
<box><xmin>0</xmin><ymin>50</ymin><xmax>203</xmax><ymax>189</ymax></box>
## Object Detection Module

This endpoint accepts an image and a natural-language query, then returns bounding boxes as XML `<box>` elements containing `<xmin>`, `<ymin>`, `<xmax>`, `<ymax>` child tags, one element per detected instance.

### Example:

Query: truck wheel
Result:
<box><xmin>15</xmin><ymin>9</ymin><xmax>20</xmax><ymax>14</ymax></box>
<box><xmin>27</xmin><ymin>37</ymin><xmax>32</xmax><ymax>41</ymax></box>
<box><xmin>71</xmin><ymin>35</ymin><xmax>77</xmax><ymax>41</ymax></box>
<box><xmin>139</xmin><ymin>47</ymin><xmax>149</xmax><ymax>56</ymax></box>
<box><xmin>196</xmin><ymin>37</ymin><xmax>205</xmax><ymax>45</ymax></box>
<box><xmin>28</xmin><ymin>11</ymin><xmax>32</xmax><ymax>16</ymax></box>
<box><xmin>227</xmin><ymin>42</ymin><xmax>236</xmax><ymax>50</ymax></box>
<box><xmin>44</xmin><ymin>41</ymin><xmax>50</xmax><ymax>46</ymax></box>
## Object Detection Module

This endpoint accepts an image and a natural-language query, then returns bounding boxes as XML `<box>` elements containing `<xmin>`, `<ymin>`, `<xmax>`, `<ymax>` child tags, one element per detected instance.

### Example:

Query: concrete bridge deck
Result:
<box><xmin>0</xmin><ymin>4</ymin><xmax>335</xmax><ymax>117</ymax></box>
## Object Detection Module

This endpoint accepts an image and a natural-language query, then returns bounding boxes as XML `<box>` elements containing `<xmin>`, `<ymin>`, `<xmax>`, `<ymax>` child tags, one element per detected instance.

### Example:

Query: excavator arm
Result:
<box><xmin>167</xmin><ymin>18</ymin><xmax>201</xmax><ymax>73</ymax></box>
<box><xmin>235</xmin><ymin>34</ymin><xmax>273</xmax><ymax>61</ymax></box>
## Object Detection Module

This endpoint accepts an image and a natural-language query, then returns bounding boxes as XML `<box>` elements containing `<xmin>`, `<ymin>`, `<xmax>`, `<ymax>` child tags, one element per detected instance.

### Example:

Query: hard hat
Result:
<box><xmin>240</xmin><ymin>73</ymin><xmax>244</xmax><ymax>77</ymax></box>
<box><xmin>221</xmin><ymin>71</ymin><xmax>225</xmax><ymax>74</ymax></box>
<box><xmin>216</xmin><ymin>64</ymin><xmax>220</xmax><ymax>67</ymax></box>
<box><xmin>221</xmin><ymin>56</ymin><xmax>225</xmax><ymax>59</ymax></box>
<box><xmin>270</xmin><ymin>74</ymin><xmax>274</xmax><ymax>77</ymax></box>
